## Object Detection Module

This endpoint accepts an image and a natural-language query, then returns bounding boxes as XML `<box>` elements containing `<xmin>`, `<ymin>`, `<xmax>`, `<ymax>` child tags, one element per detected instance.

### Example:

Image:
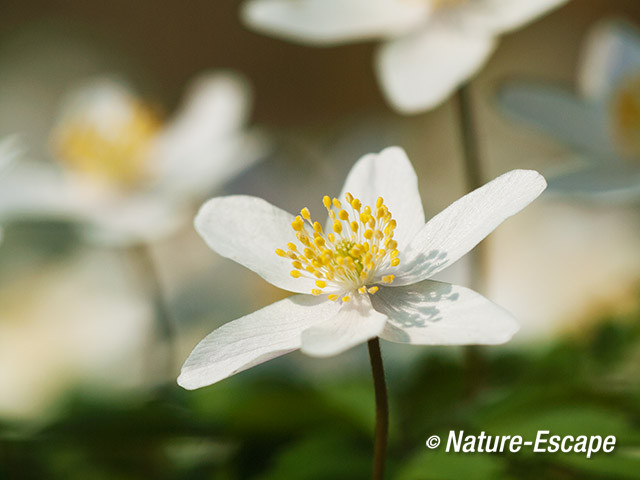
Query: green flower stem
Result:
<box><xmin>368</xmin><ymin>337</ymin><xmax>389</xmax><ymax>480</ymax></box>
<box><xmin>456</xmin><ymin>83</ymin><xmax>488</xmax><ymax>396</ymax></box>
<box><xmin>130</xmin><ymin>243</ymin><xmax>175</xmax><ymax>383</ymax></box>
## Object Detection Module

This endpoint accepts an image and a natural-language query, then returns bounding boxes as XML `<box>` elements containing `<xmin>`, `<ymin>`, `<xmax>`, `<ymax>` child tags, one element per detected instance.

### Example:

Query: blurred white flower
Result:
<box><xmin>178</xmin><ymin>146</ymin><xmax>546</xmax><ymax>389</ymax></box>
<box><xmin>0</xmin><ymin>250</ymin><xmax>152</xmax><ymax>421</ymax></box>
<box><xmin>0</xmin><ymin>72</ymin><xmax>266</xmax><ymax>246</ymax></box>
<box><xmin>242</xmin><ymin>0</ymin><xmax>567</xmax><ymax>113</ymax></box>
<box><xmin>498</xmin><ymin>19</ymin><xmax>640</xmax><ymax>203</ymax></box>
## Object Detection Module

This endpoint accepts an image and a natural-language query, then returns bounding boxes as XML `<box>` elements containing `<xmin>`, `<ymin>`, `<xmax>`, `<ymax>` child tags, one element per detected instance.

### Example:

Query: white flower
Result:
<box><xmin>178</xmin><ymin>147</ymin><xmax>546</xmax><ymax>389</ymax></box>
<box><xmin>0</xmin><ymin>71</ymin><xmax>266</xmax><ymax>246</ymax></box>
<box><xmin>498</xmin><ymin>19</ymin><xmax>640</xmax><ymax>202</ymax></box>
<box><xmin>242</xmin><ymin>0</ymin><xmax>567</xmax><ymax>113</ymax></box>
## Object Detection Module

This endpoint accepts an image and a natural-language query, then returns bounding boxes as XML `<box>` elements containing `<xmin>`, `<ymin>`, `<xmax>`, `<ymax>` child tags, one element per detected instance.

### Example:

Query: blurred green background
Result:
<box><xmin>1</xmin><ymin>1</ymin><xmax>640</xmax><ymax>479</ymax></box>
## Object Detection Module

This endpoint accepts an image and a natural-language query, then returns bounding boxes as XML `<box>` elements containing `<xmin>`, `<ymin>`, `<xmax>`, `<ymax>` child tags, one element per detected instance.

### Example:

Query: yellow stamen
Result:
<box><xmin>277</xmin><ymin>193</ymin><xmax>401</xmax><ymax>296</ymax></box>
<box><xmin>52</xmin><ymin>96</ymin><xmax>161</xmax><ymax>188</ymax></box>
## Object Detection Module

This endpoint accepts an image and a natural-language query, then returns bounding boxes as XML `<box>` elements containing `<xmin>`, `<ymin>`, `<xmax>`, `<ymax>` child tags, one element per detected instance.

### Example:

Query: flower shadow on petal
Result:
<box><xmin>393</xmin><ymin>249</ymin><xmax>449</xmax><ymax>286</ymax></box>
<box><xmin>373</xmin><ymin>282</ymin><xmax>460</xmax><ymax>331</ymax></box>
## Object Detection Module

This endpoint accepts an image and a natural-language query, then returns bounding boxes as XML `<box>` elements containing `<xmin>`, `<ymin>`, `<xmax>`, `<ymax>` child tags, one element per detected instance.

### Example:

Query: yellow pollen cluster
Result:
<box><xmin>52</xmin><ymin>101</ymin><xmax>161</xmax><ymax>188</ymax></box>
<box><xmin>613</xmin><ymin>75</ymin><xmax>640</xmax><ymax>159</ymax></box>
<box><xmin>275</xmin><ymin>192</ymin><xmax>400</xmax><ymax>302</ymax></box>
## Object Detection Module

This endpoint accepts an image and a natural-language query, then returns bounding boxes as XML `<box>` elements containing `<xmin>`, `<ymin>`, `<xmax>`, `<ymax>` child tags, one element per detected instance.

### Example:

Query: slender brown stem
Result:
<box><xmin>456</xmin><ymin>84</ymin><xmax>488</xmax><ymax>397</ymax></box>
<box><xmin>367</xmin><ymin>338</ymin><xmax>388</xmax><ymax>480</ymax></box>
<box><xmin>455</xmin><ymin>83</ymin><xmax>487</xmax><ymax>291</ymax></box>
<box><xmin>130</xmin><ymin>243</ymin><xmax>176</xmax><ymax>382</ymax></box>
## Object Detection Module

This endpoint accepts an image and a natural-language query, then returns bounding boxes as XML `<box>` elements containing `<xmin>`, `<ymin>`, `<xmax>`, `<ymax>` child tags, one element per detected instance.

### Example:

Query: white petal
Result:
<box><xmin>546</xmin><ymin>161</ymin><xmax>640</xmax><ymax>203</ymax></box>
<box><xmin>497</xmin><ymin>83</ymin><xmax>617</xmax><ymax>158</ymax></box>
<box><xmin>195</xmin><ymin>195</ymin><xmax>316</xmax><ymax>294</ymax></box>
<box><xmin>0</xmin><ymin>135</ymin><xmax>21</xmax><ymax>172</ymax></box>
<box><xmin>457</xmin><ymin>0</ymin><xmax>568</xmax><ymax>35</ymax></box>
<box><xmin>373</xmin><ymin>280</ymin><xmax>518</xmax><ymax>345</ymax></box>
<box><xmin>242</xmin><ymin>0</ymin><xmax>428</xmax><ymax>46</ymax></box>
<box><xmin>393</xmin><ymin>170</ymin><xmax>546</xmax><ymax>285</ymax></box>
<box><xmin>375</xmin><ymin>22</ymin><xmax>495</xmax><ymax>113</ymax></box>
<box><xmin>178</xmin><ymin>294</ymin><xmax>340</xmax><ymax>389</ymax></box>
<box><xmin>300</xmin><ymin>294</ymin><xmax>387</xmax><ymax>357</ymax></box>
<box><xmin>335</xmin><ymin>146</ymin><xmax>424</xmax><ymax>249</ymax></box>
<box><xmin>578</xmin><ymin>19</ymin><xmax>640</xmax><ymax>101</ymax></box>
<box><xmin>0</xmin><ymin>162</ymin><xmax>86</xmax><ymax>220</ymax></box>
<box><xmin>80</xmin><ymin>194</ymin><xmax>186</xmax><ymax>246</ymax></box>
<box><xmin>52</xmin><ymin>78</ymin><xmax>139</xmax><ymax>139</ymax></box>
<box><xmin>156</xmin><ymin>71</ymin><xmax>252</xmax><ymax>152</ymax></box>
<box><xmin>151</xmin><ymin>72</ymin><xmax>266</xmax><ymax>197</ymax></box>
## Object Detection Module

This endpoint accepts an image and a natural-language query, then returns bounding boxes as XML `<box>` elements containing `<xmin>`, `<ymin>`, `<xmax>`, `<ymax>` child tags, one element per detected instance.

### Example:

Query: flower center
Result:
<box><xmin>612</xmin><ymin>74</ymin><xmax>640</xmax><ymax>161</ymax></box>
<box><xmin>51</xmin><ymin>91</ymin><xmax>161</xmax><ymax>189</ymax></box>
<box><xmin>276</xmin><ymin>193</ymin><xmax>400</xmax><ymax>302</ymax></box>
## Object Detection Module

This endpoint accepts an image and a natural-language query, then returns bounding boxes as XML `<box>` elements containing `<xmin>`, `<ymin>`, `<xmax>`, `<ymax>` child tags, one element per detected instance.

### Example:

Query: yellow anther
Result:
<box><xmin>291</xmin><ymin>270</ymin><xmax>301</xmax><ymax>278</ymax></box>
<box><xmin>297</xmin><ymin>234</ymin><xmax>311</xmax><ymax>247</ymax></box>
<box><xmin>312</xmin><ymin>289</ymin><xmax>322</xmax><ymax>296</ymax></box>
<box><xmin>291</xmin><ymin>216</ymin><xmax>305</xmax><ymax>231</ymax></box>
<box><xmin>280</xmin><ymin>193</ymin><xmax>400</xmax><ymax>294</ymax></box>
<box><xmin>275</xmin><ymin>248</ymin><xmax>286</xmax><ymax>257</ymax></box>
<box><xmin>328</xmin><ymin>294</ymin><xmax>339</xmax><ymax>301</ymax></box>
